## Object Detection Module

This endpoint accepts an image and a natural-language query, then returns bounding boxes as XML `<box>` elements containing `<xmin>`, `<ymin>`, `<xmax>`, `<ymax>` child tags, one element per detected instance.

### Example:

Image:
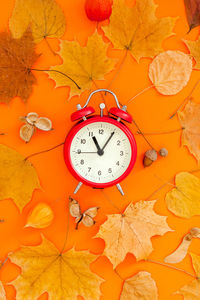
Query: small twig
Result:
<box><xmin>132</xmin><ymin>118</ymin><xmax>155</xmax><ymax>150</ymax></box>
<box><xmin>136</xmin><ymin>127</ymin><xmax>184</xmax><ymax>136</ymax></box>
<box><xmin>126</xmin><ymin>85</ymin><xmax>155</xmax><ymax>105</ymax></box>
<box><xmin>169</xmin><ymin>78</ymin><xmax>200</xmax><ymax>119</ymax></box>
<box><xmin>0</xmin><ymin>133</ymin><xmax>5</xmax><ymax>135</ymax></box>
<box><xmin>146</xmin><ymin>259</ymin><xmax>198</xmax><ymax>279</ymax></box>
<box><xmin>30</xmin><ymin>68</ymin><xmax>81</xmax><ymax>90</ymax></box>
<box><xmin>24</xmin><ymin>142</ymin><xmax>64</xmax><ymax>161</ymax></box>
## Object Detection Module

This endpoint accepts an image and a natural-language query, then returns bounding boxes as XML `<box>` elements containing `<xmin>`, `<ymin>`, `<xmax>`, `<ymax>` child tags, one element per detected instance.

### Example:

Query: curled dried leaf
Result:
<box><xmin>20</xmin><ymin>124</ymin><xmax>35</xmax><ymax>143</ymax></box>
<box><xmin>25</xmin><ymin>203</ymin><xmax>54</xmax><ymax>229</ymax></box>
<box><xmin>25</xmin><ymin>112</ymin><xmax>39</xmax><ymax>125</ymax></box>
<box><xmin>149</xmin><ymin>50</ymin><xmax>193</xmax><ymax>95</ymax></box>
<box><xmin>35</xmin><ymin>117</ymin><xmax>52</xmax><ymax>131</ymax></box>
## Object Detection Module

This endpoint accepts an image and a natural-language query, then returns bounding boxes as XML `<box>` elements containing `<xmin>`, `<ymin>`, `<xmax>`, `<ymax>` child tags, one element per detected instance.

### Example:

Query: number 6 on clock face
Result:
<box><xmin>64</xmin><ymin>116</ymin><xmax>137</xmax><ymax>189</ymax></box>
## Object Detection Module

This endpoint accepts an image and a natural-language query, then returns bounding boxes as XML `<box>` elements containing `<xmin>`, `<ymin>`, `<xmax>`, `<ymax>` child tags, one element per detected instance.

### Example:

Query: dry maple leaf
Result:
<box><xmin>0</xmin><ymin>30</ymin><xmax>38</xmax><ymax>104</ymax></box>
<box><xmin>103</xmin><ymin>0</ymin><xmax>175</xmax><ymax>62</ymax></box>
<box><xmin>184</xmin><ymin>0</ymin><xmax>200</xmax><ymax>32</ymax></box>
<box><xmin>9</xmin><ymin>237</ymin><xmax>103</xmax><ymax>300</ymax></box>
<box><xmin>149</xmin><ymin>50</ymin><xmax>192</xmax><ymax>95</ymax></box>
<box><xmin>165</xmin><ymin>172</ymin><xmax>200</xmax><ymax>218</ymax></box>
<box><xmin>96</xmin><ymin>200</ymin><xmax>171</xmax><ymax>268</ymax></box>
<box><xmin>185</xmin><ymin>38</ymin><xmax>200</xmax><ymax>69</ymax></box>
<box><xmin>164</xmin><ymin>228</ymin><xmax>200</xmax><ymax>263</ymax></box>
<box><xmin>175</xmin><ymin>253</ymin><xmax>200</xmax><ymax>299</ymax></box>
<box><xmin>0</xmin><ymin>144</ymin><xmax>40</xmax><ymax>211</ymax></box>
<box><xmin>120</xmin><ymin>271</ymin><xmax>158</xmax><ymax>300</ymax></box>
<box><xmin>178</xmin><ymin>100</ymin><xmax>200</xmax><ymax>162</ymax></box>
<box><xmin>48</xmin><ymin>33</ymin><xmax>115</xmax><ymax>95</ymax></box>
<box><xmin>9</xmin><ymin>0</ymin><xmax>66</xmax><ymax>43</ymax></box>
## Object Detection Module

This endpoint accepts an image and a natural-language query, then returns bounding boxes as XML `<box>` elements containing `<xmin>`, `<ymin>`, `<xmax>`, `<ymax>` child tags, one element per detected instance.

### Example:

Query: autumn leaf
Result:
<box><xmin>185</xmin><ymin>37</ymin><xmax>200</xmax><ymax>69</ymax></box>
<box><xmin>0</xmin><ymin>282</ymin><xmax>6</xmax><ymax>300</ymax></box>
<box><xmin>164</xmin><ymin>228</ymin><xmax>200</xmax><ymax>263</ymax></box>
<box><xmin>175</xmin><ymin>253</ymin><xmax>200</xmax><ymax>299</ymax></box>
<box><xmin>9</xmin><ymin>0</ymin><xmax>66</xmax><ymax>43</ymax></box>
<box><xmin>149</xmin><ymin>51</ymin><xmax>193</xmax><ymax>95</ymax></box>
<box><xmin>178</xmin><ymin>100</ymin><xmax>200</xmax><ymax>162</ymax></box>
<box><xmin>48</xmin><ymin>33</ymin><xmax>115</xmax><ymax>95</ymax></box>
<box><xmin>9</xmin><ymin>237</ymin><xmax>103</xmax><ymax>300</ymax></box>
<box><xmin>0</xmin><ymin>144</ymin><xmax>40</xmax><ymax>211</ymax></box>
<box><xmin>103</xmin><ymin>0</ymin><xmax>175</xmax><ymax>61</ymax></box>
<box><xmin>121</xmin><ymin>271</ymin><xmax>158</xmax><ymax>300</ymax></box>
<box><xmin>184</xmin><ymin>0</ymin><xmax>200</xmax><ymax>32</ymax></box>
<box><xmin>166</xmin><ymin>172</ymin><xmax>200</xmax><ymax>218</ymax></box>
<box><xmin>0</xmin><ymin>30</ymin><xmax>38</xmax><ymax>104</ymax></box>
<box><xmin>96</xmin><ymin>200</ymin><xmax>171</xmax><ymax>267</ymax></box>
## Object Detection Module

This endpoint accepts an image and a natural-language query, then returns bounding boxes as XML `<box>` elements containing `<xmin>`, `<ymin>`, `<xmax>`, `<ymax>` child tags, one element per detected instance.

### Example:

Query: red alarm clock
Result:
<box><xmin>64</xmin><ymin>89</ymin><xmax>137</xmax><ymax>195</ymax></box>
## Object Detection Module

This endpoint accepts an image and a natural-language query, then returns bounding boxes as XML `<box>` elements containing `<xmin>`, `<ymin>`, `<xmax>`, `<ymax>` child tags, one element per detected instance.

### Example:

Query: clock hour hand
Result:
<box><xmin>101</xmin><ymin>132</ymin><xmax>115</xmax><ymax>151</ymax></box>
<box><xmin>92</xmin><ymin>136</ymin><xmax>104</xmax><ymax>156</ymax></box>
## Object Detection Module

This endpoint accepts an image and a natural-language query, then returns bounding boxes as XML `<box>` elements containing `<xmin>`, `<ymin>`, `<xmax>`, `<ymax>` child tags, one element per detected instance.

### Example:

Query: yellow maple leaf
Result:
<box><xmin>95</xmin><ymin>200</ymin><xmax>171</xmax><ymax>267</ymax></box>
<box><xmin>103</xmin><ymin>0</ymin><xmax>175</xmax><ymax>61</ymax></box>
<box><xmin>0</xmin><ymin>144</ymin><xmax>40</xmax><ymax>211</ymax></box>
<box><xmin>121</xmin><ymin>271</ymin><xmax>158</xmax><ymax>300</ymax></box>
<box><xmin>48</xmin><ymin>33</ymin><xmax>115</xmax><ymax>95</ymax></box>
<box><xmin>185</xmin><ymin>38</ymin><xmax>200</xmax><ymax>69</ymax></box>
<box><xmin>166</xmin><ymin>172</ymin><xmax>200</xmax><ymax>218</ymax></box>
<box><xmin>175</xmin><ymin>253</ymin><xmax>200</xmax><ymax>299</ymax></box>
<box><xmin>178</xmin><ymin>100</ymin><xmax>200</xmax><ymax>162</ymax></box>
<box><xmin>9</xmin><ymin>0</ymin><xmax>66</xmax><ymax>43</ymax></box>
<box><xmin>9</xmin><ymin>237</ymin><xmax>103</xmax><ymax>300</ymax></box>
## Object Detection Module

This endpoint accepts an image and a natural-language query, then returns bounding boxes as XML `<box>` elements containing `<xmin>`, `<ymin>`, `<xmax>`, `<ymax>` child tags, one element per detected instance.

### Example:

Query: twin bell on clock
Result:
<box><xmin>64</xmin><ymin>89</ymin><xmax>137</xmax><ymax>196</ymax></box>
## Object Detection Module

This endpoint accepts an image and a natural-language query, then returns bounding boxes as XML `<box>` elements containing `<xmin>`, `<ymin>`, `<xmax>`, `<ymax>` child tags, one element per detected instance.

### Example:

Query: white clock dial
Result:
<box><xmin>70</xmin><ymin>121</ymin><xmax>132</xmax><ymax>184</ymax></box>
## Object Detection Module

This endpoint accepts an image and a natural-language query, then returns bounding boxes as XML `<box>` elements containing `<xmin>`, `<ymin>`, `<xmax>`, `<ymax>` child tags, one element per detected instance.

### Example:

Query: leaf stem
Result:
<box><xmin>169</xmin><ymin>78</ymin><xmax>200</xmax><ymax>119</ymax></box>
<box><xmin>132</xmin><ymin>118</ymin><xmax>155</xmax><ymax>150</ymax></box>
<box><xmin>60</xmin><ymin>197</ymin><xmax>70</xmax><ymax>254</ymax></box>
<box><xmin>136</xmin><ymin>127</ymin><xmax>184</xmax><ymax>135</ymax></box>
<box><xmin>106</xmin><ymin>50</ymin><xmax>128</xmax><ymax>90</ymax></box>
<box><xmin>24</xmin><ymin>142</ymin><xmax>64</xmax><ymax>161</ymax></box>
<box><xmin>126</xmin><ymin>85</ymin><xmax>155</xmax><ymax>105</ymax></box>
<box><xmin>146</xmin><ymin>259</ymin><xmax>198</xmax><ymax>279</ymax></box>
<box><xmin>101</xmin><ymin>190</ymin><xmax>122</xmax><ymax>214</ymax></box>
<box><xmin>44</xmin><ymin>37</ymin><xmax>57</xmax><ymax>56</ymax></box>
<box><xmin>30</xmin><ymin>68</ymin><xmax>81</xmax><ymax>90</ymax></box>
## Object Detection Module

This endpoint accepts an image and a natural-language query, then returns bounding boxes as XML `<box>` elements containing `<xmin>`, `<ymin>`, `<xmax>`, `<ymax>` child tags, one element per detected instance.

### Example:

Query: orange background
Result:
<box><xmin>0</xmin><ymin>0</ymin><xmax>200</xmax><ymax>299</ymax></box>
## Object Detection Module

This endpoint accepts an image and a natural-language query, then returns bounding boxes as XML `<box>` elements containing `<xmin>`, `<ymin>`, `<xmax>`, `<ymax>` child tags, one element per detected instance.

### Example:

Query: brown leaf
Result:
<box><xmin>184</xmin><ymin>0</ymin><xmax>200</xmax><ymax>32</ymax></box>
<box><xmin>178</xmin><ymin>100</ymin><xmax>200</xmax><ymax>162</ymax></box>
<box><xmin>0</xmin><ymin>30</ymin><xmax>38</xmax><ymax>103</ymax></box>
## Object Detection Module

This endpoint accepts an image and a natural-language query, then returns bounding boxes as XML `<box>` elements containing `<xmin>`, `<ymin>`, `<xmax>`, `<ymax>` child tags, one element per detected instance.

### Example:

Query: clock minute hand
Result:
<box><xmin>102</xmin><ymin>132</ymin><xmax>115</xmax><ymax>151</ymax></box>
<box><xmin>92</xmin><ymin>136</ymin><xmax>104</xmax><ymax>156</ymax></box>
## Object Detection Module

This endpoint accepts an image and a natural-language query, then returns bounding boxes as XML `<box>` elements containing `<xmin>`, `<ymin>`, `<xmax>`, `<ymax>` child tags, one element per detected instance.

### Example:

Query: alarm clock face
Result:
<box><xmin>64</xmin><ymin>117</ymin><xmax>137</xmax><ymax>188</ymax></box>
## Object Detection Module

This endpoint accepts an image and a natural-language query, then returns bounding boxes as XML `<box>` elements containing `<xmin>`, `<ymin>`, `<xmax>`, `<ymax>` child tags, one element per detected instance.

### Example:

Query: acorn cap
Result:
<box><xmin>145</xmin><ymin>149</ymin><xmax>157</xmax><ymax>161</ymax></box>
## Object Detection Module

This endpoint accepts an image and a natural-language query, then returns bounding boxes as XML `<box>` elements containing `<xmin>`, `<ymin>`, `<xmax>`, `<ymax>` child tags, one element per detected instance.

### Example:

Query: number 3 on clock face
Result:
<box><xmin>64</xmin><ymin>116</ymin><xmax>137</xmax><ymax>188</ymax></box>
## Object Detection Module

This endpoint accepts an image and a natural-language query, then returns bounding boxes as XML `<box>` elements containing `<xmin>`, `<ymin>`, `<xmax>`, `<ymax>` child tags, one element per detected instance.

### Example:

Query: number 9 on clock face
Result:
<box><xmin>64</xmin><ymin>116</ymin><xmax>137</xmax><ymax>188</ymax></box>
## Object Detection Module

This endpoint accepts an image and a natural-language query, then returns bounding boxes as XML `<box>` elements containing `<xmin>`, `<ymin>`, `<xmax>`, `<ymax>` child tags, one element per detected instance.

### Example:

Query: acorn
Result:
<box><xmin>143</xmin><ymin>149</ymin><xmax>157</xmax><ymax>167</ymax></box>
<box><xmin>159</xmin><ymin>148</ymin><xmax>168</xmax><ymax>157</ymax></box>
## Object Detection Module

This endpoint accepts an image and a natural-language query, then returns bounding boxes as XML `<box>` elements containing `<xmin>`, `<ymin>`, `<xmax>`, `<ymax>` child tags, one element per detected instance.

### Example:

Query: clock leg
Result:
<box><xmin>74</xmin><ymin>182</ymin><xmax>83</xmax><ymax>194</ymax></box>
<box><xmin>116</xmin><ymin>184</ymin><xmax>124</xmax><ymax>196</ymax></box>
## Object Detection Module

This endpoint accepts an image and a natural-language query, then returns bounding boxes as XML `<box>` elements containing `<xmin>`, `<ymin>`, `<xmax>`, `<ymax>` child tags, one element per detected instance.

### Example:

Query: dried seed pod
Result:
<box><xmin>26</xmin><ymin>112</ymin><xmax>39</xmax><ymax>125</ymax></box>
<box><xmin>20</xmin><ymin>124</ymin><xmax>35</xmax><ymax>143</ymax></box>
<box><xmin>159</xmin><ymin>148</ymin><xmax>168</xmax><ymax>157</ymax></box>
<box><xmin>35</xmin><ymin>117</ymin><xmax>52</xmax><ymax>131</ymax></box>
<box><xmin>25</xmin><ymin>203</ymin><xmax>54</xmax><ymax>229</ymax></box>
<box><xmin>69</xmin><ymin>197</ymin><xmax>81</xmax><ymax>218</ymax></box>
<box><xmin>143</xmin><ymin>149</ymin><xmax>157</xmax><ymax>167</ymax></box>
